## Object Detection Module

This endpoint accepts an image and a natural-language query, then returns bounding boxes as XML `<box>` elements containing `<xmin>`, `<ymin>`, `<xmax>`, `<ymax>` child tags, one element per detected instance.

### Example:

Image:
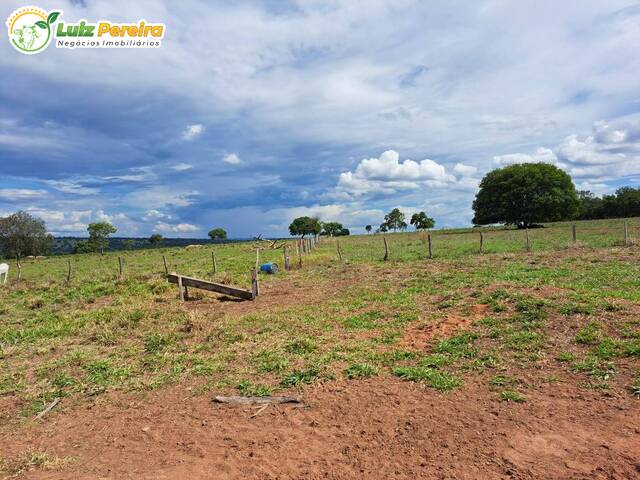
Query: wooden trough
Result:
<box><xmin>167</xmin><ymin>270</ymin><xmax>258</xmax><ymax>301</ymax></box>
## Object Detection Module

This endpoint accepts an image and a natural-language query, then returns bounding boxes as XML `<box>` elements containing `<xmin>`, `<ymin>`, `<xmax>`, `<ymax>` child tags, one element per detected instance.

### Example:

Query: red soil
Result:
<box><xmin>2</xmin><ymin>375</ymin><xmax>638</xmax><ymax>479</ymax></box>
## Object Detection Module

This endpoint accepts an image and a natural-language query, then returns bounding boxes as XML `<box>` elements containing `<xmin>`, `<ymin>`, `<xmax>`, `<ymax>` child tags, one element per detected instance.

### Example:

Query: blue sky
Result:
<box><xmin>2</xmin><ymin>0</ymin><xmax>640</xmax><ymax>238</ymax></box>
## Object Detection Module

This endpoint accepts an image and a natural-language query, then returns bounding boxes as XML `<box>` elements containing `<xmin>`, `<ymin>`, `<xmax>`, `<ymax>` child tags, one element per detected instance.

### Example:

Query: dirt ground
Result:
<box><xmin>2</xmin><ymin>374</ymin><xmax>638</xmax><ymax>480</ymax></box>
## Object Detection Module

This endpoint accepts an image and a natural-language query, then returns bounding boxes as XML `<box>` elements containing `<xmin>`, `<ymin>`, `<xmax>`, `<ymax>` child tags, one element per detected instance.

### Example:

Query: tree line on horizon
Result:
<box><xmin>1</xmin><ymin>163</ymin><xmax>639</xmax><ymax>258</ymax></box>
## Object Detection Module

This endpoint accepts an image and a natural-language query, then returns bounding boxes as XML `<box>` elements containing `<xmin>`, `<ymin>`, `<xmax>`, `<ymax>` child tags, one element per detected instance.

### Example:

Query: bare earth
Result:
<box><xmin>2</xmin><ymin>374</ymin><xmax>639</xmax><ymax>480</ymax></box>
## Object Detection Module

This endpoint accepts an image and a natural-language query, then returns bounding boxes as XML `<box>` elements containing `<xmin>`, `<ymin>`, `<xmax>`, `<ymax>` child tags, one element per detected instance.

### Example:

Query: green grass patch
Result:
<box><xmin>392</xmin><ymin>366</ymin><xmax>462</xmax><ymax>391</ymax></box>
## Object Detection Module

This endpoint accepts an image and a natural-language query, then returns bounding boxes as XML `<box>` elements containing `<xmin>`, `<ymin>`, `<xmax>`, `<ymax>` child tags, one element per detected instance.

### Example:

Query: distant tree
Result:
<box><xmin>576</xmin><ymin>186</ymin><xmax>640</xmax><ymax>220</ymax></box>
<box><xmin>73</xmin><ymin>240</ymin><xmax>93</xmax><ymax>254</ymax></box>
<box><xmin>123</xmin><ymin>239</ymin><xmax>135</xmax><ymax>250</ymax></box>
<box><xmin>0</xmin><ymin>211</ymin><xmax>53</xmax><ymax>259</ymax></box>
<box><xmin>382</xmin><ymin>208</ymin><xmax>407</xmax><ymax>232</ymax></box>
<box><xmin>338</xmin><ymin>228</ymin><xmax>350</xmax><ymax>236</ymax></box>
<box><xmin>149</xmin><ymin>234</ymin><xmax>164</xmax><ymax>246</ymax></box>
<box><xmin>289</xmin><ymin>216</ymin><xmax>322</xmax><ymax>238</ymax></box>
<box><xmin>379</xmin><ymin>223</ymin><xmax>388</xmax><ymax>233</ymax></box>
<box><xmin>208</xmin><ymin>228</ymin><xmax>227</xmax><ymax>240</ymax></box>
<box><xmin>322</xmin><ymin>221</ymin><xmax>343</xmax><ymax>237</ymax></box>
<box><xmin>472</xmin><ymin>163</ymin><xmax>578</xmax><ymax>228</ymax></box>
<box><xmin>365</xmin><ymin>225</ymin><xmax>372</xmax><ymax>234</ymax></box>
<box><xmin>410</xmin><ymin>212</ymin><xmax>435</xmax><ymax>231</ymax></box>
<box><xmin>87</xmin><ymin>222</ymin><xmax>117</xmax><ymax>254</ymax></box>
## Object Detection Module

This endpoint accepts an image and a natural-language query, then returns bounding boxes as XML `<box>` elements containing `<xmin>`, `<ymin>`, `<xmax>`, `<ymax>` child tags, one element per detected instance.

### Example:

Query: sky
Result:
<box><xmin>1</xmin><ymin>0</ymin><xmax>640</xmax><ymax>238</ymax></box>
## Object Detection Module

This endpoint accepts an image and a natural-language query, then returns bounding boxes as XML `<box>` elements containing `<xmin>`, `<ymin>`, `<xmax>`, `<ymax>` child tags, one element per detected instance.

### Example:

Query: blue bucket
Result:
<box><xmin>259</xmin><ymin>262</ymin><xmax>279</xmax><ymax>274</ymax></box>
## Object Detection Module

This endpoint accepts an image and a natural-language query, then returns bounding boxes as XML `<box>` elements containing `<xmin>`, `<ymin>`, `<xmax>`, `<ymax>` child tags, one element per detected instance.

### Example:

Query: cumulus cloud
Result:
<box><xmin>222</xmin><ymin>153</ymin><xmax>242</xmax><ymax>165</ymax></box>
<box><xmin>493</xmin><ymin>118</ymin><xmax>640</xmax><ymax>181</ymax></box>
<box><xmin>182</xmin><ymin>124</ymin><xmax>204</xmax><ymax>140</ymax></box>
<box><xmin>453</xmin><ymin>163</ymin><xmax>477</xmax><ymax>177</ymax></box>
<box><xmin>153</xmin><ymin>222</ymin><xmax>200</xmax><ymax>233</ymax></box>
<box><xmin>332</xmin><ymin>150</ymin><xmax>455</xmax><ymax>199</ymax></box>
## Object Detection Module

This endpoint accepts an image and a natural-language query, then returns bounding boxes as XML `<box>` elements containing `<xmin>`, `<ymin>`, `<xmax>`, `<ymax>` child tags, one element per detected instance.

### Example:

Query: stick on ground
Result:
<box><xmin>213</xmin><ymin>395</ymin><xmax>302</xmax><ymax>405</ymax></box>
<box><xmin>34</xmin><ymin>397</ymin><xmax>60</xmax><ymax>421</ymax></box>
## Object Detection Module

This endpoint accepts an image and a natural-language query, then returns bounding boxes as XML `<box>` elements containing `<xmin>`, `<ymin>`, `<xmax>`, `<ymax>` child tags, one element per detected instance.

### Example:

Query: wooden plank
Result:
<box><xmin>168</xmin><ymin>274</ymin><xmax>254</xmax><ymax>300</ymax></box>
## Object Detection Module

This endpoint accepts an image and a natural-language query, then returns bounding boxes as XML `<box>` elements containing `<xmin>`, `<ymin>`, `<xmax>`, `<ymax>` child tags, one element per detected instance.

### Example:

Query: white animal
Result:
<box><xmin>0</xmin><ymin>263</ymin><xmax>9</xmax><ymax>285</ymax></box>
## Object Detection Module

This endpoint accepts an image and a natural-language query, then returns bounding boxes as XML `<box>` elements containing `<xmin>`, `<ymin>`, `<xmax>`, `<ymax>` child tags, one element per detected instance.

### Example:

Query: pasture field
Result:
<box><xmin>1</xmin><ymin>218</ymin><xmax>640</xmax><ymax>479</ymax></box>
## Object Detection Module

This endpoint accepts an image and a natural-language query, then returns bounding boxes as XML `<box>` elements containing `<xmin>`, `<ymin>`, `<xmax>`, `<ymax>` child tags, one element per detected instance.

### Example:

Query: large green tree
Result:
<box><xmin>410</xmin><ymin>212</ymin><xmax>435</xmax><ymax>231</ymax></box>
<box><xmin>208</xmin><ymin>228</ymin><xmax>227</xmax><ymax>240</ymax></box>
<box><xmin>472</xmin><ymin>163</ymin><xmax>578</xmax><ymax>228</ymax></box>
<box><xmin>321</xmin><ymin>221</ymin><xmax>343</xmax><ymax>237</ymax></box>
<box><xmin>382</xmin><ymin>208</ymin><xmax>407</xmax><ymax>232</ymax></box>
<box><xmin>87</xmin><ymin>222</ymin><xmax>117</xmax><ymax>254</ymax></box>
<box><xmin>0</xmin><ymin>211</ymin><xmax>53</xmax><ymax>259</ymax></box>
<box><xmin>288</xmin><ymin>216</ymin><xmax>322</xmax><ymax>238</ymax></box>
<box><xmin>149</xmin><ymin>234</ymin><xmax>164</xmax><ymax>246</ymax></box>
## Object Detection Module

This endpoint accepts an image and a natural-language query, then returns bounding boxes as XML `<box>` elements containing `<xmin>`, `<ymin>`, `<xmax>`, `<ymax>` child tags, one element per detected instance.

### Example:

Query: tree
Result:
<box><xmin>149</xmin><ymin>234</ymin><xmax>164</xmax><ymax>246</ymax></box>
<box><xmin>288</xmin><ymin>216</ymin><xmax>322</xmax><ymax>238</ymax></box>
<box><xmin>208</xmin><ymin>228</ymin><xmax>227</xmax><ymax>240</ymax></box>
<box><xmin>365</xmin><ymin>225</ymin><xmax>372</xmax><ymax>234</ymax></box>
<box><xmin>382</xmin><ymin>208</ymin><xmax>407</xmax><ymax>232</ymax></box>
<box><xmin>322</xmin><ymin>221</ymin><xmax>343</xmax><ymax>237</ymax></box>
<box><xmin>379</xmin><ymin>223</ymin><xmax>388</xmax><ymax>233</ymax></box>
<box><xmin>576</xmin><ymin>187</ymin><xmax>640</xmax><ymax>220</ymax></box>
<box><xmin>87</xmin><ymin>222</ymin><xmax>117</xmax><ymax>254</ymax></box>
<box><xmin>122</xmin><ymin>239</ymin><xmax>135</xmax><ymax>250</ymax></box>
<box><xmin>472</xmin><ymin>163</ymin><xmax>578</xmax><ymax>228</ymax></box>
<box><xmin>410</xmin><ymin>212</ymin><xmax>435</xmax><ymax>231</ymax></box>
<box><xmin>0</xmin><ymin>211</ymin><xmax>53</xmax><ymax>259</ymax></box>
<box><xmin>338</xmin><ymin>228</ymin><xmax>350</xmax><ymax>236</ymax></box>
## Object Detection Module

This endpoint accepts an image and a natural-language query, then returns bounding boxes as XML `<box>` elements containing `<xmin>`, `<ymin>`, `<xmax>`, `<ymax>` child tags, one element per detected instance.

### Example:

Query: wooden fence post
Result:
<box><xmin>624</xmin><ymin>220</ymin><xmax>629</xmax><ymax>246</ymax></box>
<box><xmin>162</xmin><ymin>255</ymin><xmax>169</xmax><ymax>275</ymax></box>
<box><xmin>525</xmin><ymin>229</ymin><xmax>531</xmax><ymax>252</ymax></box>
<box><xmin>251</xmin><ymin>267</ymin><xmax>259</xmax><ymax>299</ymax></box>
<box><xmin>16</xmin><ymin>258</ymin><xmax>21</xmax><ymax>281</ymax></box>
<box><xmin>118</xmin><ymin>256</ymin><xmax>124</xmax><ymax>279</ymax></box>
<box><xmin>383</xmin><ymin>237</ymin><xmax>389</xmax><ymax>261</ymax></box>
<box><xmin>66</xmin><ymin>260</ymin><xmax>72</xmax><ymax>285</ymax></box>
<box><xmin>284</xmin><ymin>246</ymin><xmax>291</xmax><ymax>270</ymax></box>
<box><xmin>572</xmin><ymin>225</ymin><xmax>577</xmax><ymax>243</ymax></box>
<box><xmin>479</xmin><ymin>232</ymin><xmax>484</xmax><ymax>254</ymax></box>
<box><xmin>177</xmin><ymin>274</ymin><xmax>185</xmax><ymax>301</ymax></box>
<box><xmin>428</xmin><ymin>234</ymin><xmax>433</xmax><ymax>259</ymax></box>
<box><xmin>211</xmin><ymin>251</ymin><xmax>217</xmax><ymax>273</ymax></box>
<box><xmin>295</xmin><ymin>240</ymin><xmax>300</xmax><ymax>256</ymax></box>
<box><xmin>336</xmin><ymin>240</ymin><xmax>342</xmax><ymax>262</ymax></box>
<box><xmin>255</xmin><ymin>248</ymin><xmax>260</xmax><ymax>269</ymax></box>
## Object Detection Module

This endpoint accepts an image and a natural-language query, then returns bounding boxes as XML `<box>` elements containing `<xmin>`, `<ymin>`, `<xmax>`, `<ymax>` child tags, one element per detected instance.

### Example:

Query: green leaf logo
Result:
<box><xmin>35</xmin><ymin>20</ymin><xmax>47</xmax><ymax>29</ymax></box>
<box><xmin>47</xmin><ymin>11</ymin><xmax>61</xmax><ymax>24</ymax></box>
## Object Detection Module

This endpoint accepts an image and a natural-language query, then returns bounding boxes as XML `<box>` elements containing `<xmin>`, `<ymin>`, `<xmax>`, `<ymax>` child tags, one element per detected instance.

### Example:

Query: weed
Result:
<box><xmin>434</xmin><ymin>332</ymin><xmax>478</xmax><ymax>358</ymax></box>
<box><xmin>281</xmin><ymin>367</ymin><xmax>320</xmax><ymax>387</ymax></box>
<box><xmin>237</xmin><ymin>381</ymin><xmax>272</xmax><ymax>397</ymax></box>
<box><xmin>500</xmin><ymin>390</ymin><xmax>526</xmax><ymax>403</ymax></box>
<box><xmin>556</xmin><ymin>351</ymin><xmax>576</xmax><ymax>362</ymax></box>
<box><xmin>344</xmin><ymin>363</ymin><xmax>378</xmax><ymax>379</ymax></box>
<box><xmin>575</xmin><ymin>322</ymin><xmax>601</xmax><ymax>345</ymax></box>
<box><xmin>284</xmin><ymin>338</ymin><xmax>317</xmax><ymax>355</ymax></box>
<box><xmin>392</xmin><ymin>366</ymin><xmax>462</xmax><ymax>391</ymax></box>
<box><xmin>143</xmin><ymin>333</ymin><xmax>172</xmax><ymax>354</ymax></box>
<box><xmin>342</xmin><ymin>311</ymin><xmax>383</xmax><ymax>329</ymax></box>
<box><xmin>252</xmin><ymin>349</ymin><xmax>289</xmax><ymax>373</ymax></box>
<box><xmin>489</xmin><ymin>375</ymin><xmax>520</xmax><ymax>387</ymax></box>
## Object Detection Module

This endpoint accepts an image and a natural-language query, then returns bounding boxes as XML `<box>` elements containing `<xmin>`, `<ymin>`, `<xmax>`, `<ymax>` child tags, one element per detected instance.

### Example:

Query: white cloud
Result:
<box><xmin>43</xmin><ymin>180</ymin><xmax>99</xmax><ymax>195</ymax></box>
<box><xmin>453</xmin><ymin>163</ymin><xmax>477</xmax><ymax>177</ymax></box>
<box><xmin>222</xmin><ymin>153</ymin><xmax>242</xmax><ymax>165</ymax></box>
<box><xmin>494</xmin><ymin>147</ymin><xmax>558</xmax><ymax>166</ymax></box>
<box><xmin>171</xmin><ymin>163</ymin><xmax>193</xmax><ymax>171</ymax></box>
<box><xmin>493</xmin><ymin>117</ymin><xmax>640</xmax><ymax>181</ymax></box>
<box><xmin>182</xmin><ymin>124</ymin><xmax>204</xmax><ymax>140</ymax></box>
<box><xmin>142</xmin><ymin>209</ymin><xmax>171</xmax><ymax>221</ymax></box>
<box><xmin>0</xmin><ymin>189</ymin><xmax>47</xmax><ymax>200</ymax></box>
<box><xmin>332</xmin><ymin>150</ymin><xmax>456</xmax><ymax>199</ymax></box>
<box><xmin>153</xmin><ymin>222</ymin><xmax>200</xmax><ymax>233</ymax></box>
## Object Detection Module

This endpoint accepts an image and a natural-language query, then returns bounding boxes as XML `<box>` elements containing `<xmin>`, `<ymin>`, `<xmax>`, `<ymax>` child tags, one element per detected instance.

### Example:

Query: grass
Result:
<box><xmin>1</xmin><ymin>217</ymin><xmax>639</xmax><ymax>427</ymax></box>
<box><xmin>500</xmin><ymin>390</ymin><xmax>526</xmax><ymax>403</ymax></box>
